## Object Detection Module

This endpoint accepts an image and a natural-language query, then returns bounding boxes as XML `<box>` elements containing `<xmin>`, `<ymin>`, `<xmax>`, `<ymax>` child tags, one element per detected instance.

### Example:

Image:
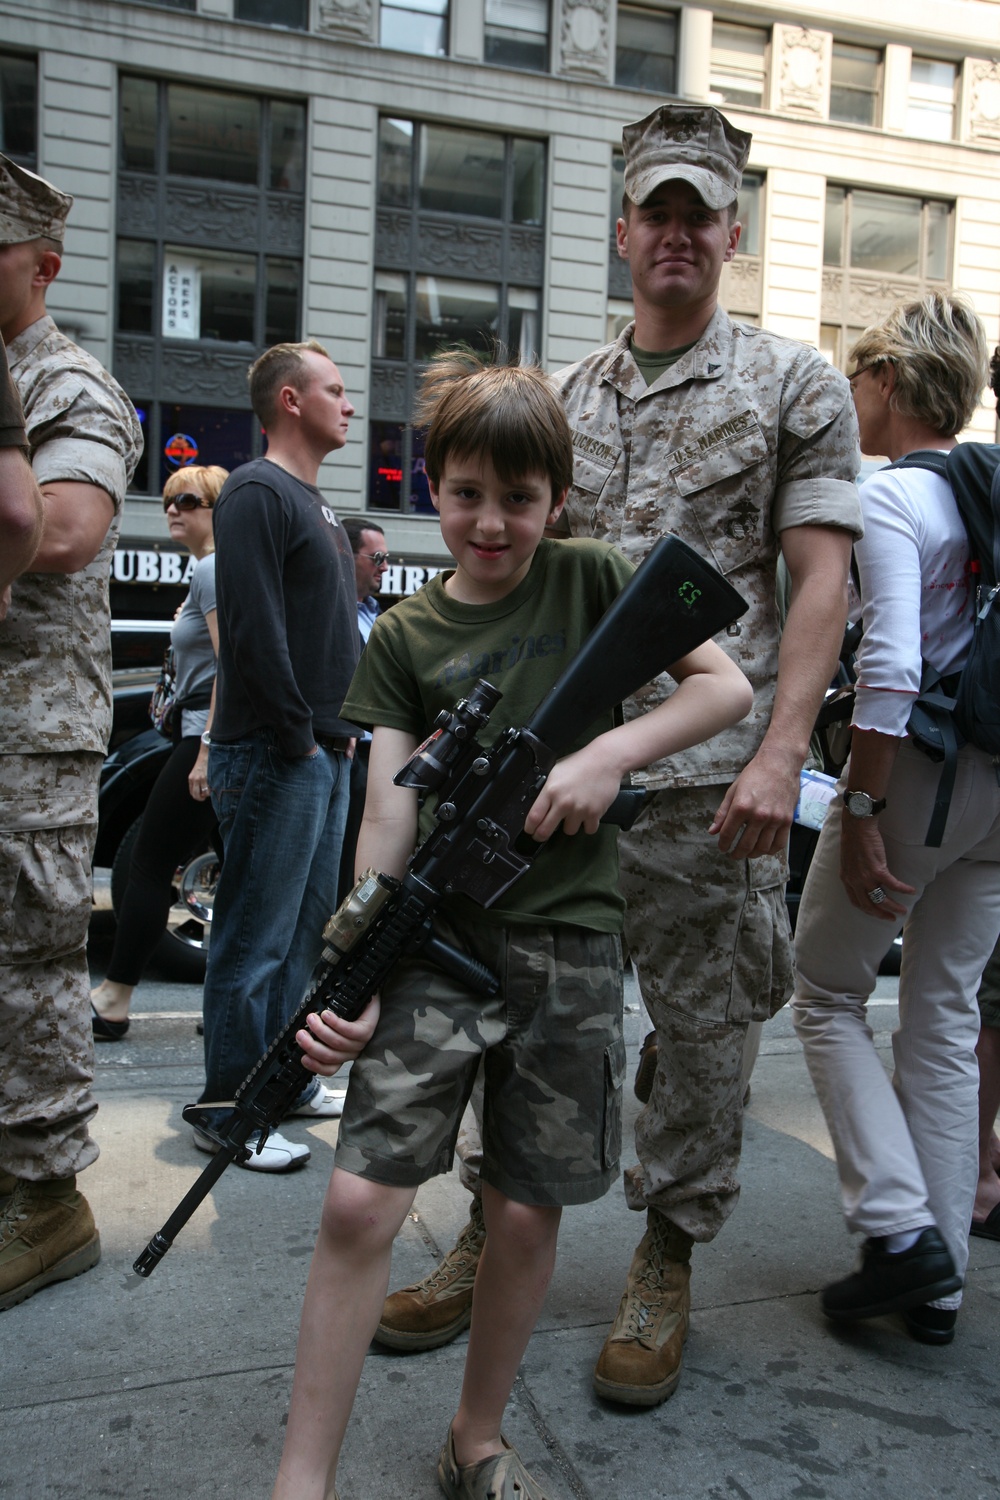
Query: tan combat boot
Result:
<box><xmin>375</xmin><ymin>1194</ymin><xmax>485</xmax><ymax>1351</ymax></box>
<box><xmin>592</xmin><ymin>1209</ymin><xmax>692</xmax><ymax>1406</ymax></box>
<box><xmin>0</xmin><ymin>1175</ymin><xmax>101</xmax><ymax>1313</ymax></box>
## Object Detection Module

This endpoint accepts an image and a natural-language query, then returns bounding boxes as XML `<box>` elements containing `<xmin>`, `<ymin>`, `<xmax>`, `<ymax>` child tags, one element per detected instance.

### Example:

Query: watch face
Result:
<box><xmin>846</xmin><ymin>791</ymin><xmax>871</xmax><ymax>816</ymax></box>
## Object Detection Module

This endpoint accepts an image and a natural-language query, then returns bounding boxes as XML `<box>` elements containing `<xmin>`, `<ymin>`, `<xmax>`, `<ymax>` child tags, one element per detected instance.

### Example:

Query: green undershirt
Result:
<box><xmin>630</xmin><ymin>338</ymin><xmax>697</xmax><ymax>387</ymax></box>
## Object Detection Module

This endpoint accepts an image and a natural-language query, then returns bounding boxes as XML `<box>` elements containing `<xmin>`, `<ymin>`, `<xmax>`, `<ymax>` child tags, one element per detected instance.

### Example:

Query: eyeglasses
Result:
<box><xmin>848</xmin><ymin>359</ymin><xmax>887</xmax><ymax>387</ymax></box>
<box><xmin>163</xmin><ymin>493</ymin><xmax>209</xmax><ymax>513</ymax></box>
<box><xmin>360</xmin><ymin>550</ymin><xmax>390</xmax><ymax>566</ymax></box>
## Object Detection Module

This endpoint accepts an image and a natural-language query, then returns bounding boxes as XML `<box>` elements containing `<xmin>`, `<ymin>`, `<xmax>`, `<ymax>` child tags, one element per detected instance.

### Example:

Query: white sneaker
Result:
<box><xmin>192</xmin><ymin>1125</ymin><xmax>310</xmax><ymax>1172</ymax></box>
<box><xmin>286</xmin><ymin>1080</ymin><xmax>347</xmax><ymax>1119</ymax></box>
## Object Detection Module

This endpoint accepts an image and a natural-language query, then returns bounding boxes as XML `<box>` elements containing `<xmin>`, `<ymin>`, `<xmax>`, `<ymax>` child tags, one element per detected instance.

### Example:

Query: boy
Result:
<box><xmin>273</xmin><ymin>354</ymin><xmax>752</xmax><ymax>1500</ymax></box>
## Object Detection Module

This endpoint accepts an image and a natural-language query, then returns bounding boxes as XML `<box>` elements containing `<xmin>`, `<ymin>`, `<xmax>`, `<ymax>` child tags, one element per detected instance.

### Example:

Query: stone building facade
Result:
<box><xmin>4</xmin><ymin>0</ymin><xmax>999</xmax><ymax>575</ymax></box>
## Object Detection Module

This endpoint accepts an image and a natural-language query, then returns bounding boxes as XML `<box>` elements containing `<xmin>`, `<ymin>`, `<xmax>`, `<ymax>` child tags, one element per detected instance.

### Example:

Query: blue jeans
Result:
<box><xmin>199</xmin><ymin>730</ymin><xmax>350</xmax><ymax>1114</ymax></box>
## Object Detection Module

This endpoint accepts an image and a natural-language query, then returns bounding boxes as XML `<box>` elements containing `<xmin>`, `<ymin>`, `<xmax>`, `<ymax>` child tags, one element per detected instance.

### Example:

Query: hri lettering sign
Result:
<box><xmin>111</xmin><ymin>548</ymin><xmax>445</xmax><ymax>597</ymax></box>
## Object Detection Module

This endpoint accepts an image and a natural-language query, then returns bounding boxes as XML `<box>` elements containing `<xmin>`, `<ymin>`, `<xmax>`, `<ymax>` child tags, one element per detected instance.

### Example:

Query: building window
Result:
<box><xmin>907</xmin><ymin>57</ymin><xmax>957</xmax><ymax>141</ymax></box>
<box><xmin>115</xmin><ymin>77</ymin><xmax>305</xmax><ymax>494</ymax></box>
<box><xmin>0</xmin><ymin>52</ymin><xmax>37</xmax><ymax>168</ymax></box>
<box><xmin>830</xmin><ymin>42</ymin><xmax>880</xmax><ymax>127</ymax></box>
<box><xmin>710</xmin><ymin>22</ymin><xmax>768</xmax><ymax>110</ymax></box>
<box><xmin>485</xmin><ymin>0</ymin><xmax>549</xmax><ymax>73</ymax></box>
<box><xmin>380</xmin><ymin>0</ymin><xmax>449</xmax><ymax>57</ymax></box>
<box><xmin>235</xmin><ymin>0</ymin><xmax>309</xmax><ymax>27</ymax></box>
<box><xmin>615</xmin><ymin>5</ymin><xmax>677</xmax><ymax>94</ymax></box>
<box><xmin>720</xmin><ymin>171</ymin><xmax>763</xmax><ymax>321</ymax></box>
<box><xmin>822</xmin><ymin>185</ymin><xmax>951</xmax><ymax>370</ymax></box>
<box><xmin>371</xmin><ymin>117</ymin><xmax>546</xmax><ymax>512</ymax></box>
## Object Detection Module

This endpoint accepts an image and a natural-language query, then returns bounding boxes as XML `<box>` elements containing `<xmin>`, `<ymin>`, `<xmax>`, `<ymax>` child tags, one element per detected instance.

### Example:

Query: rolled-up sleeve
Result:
<box><xmin>772</xmin><ymin>362</ymin><xmax>864</xmax><ymax>539</ymax></box>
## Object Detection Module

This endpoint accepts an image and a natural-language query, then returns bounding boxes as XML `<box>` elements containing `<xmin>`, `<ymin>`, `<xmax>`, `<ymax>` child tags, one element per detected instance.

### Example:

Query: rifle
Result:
<box><xmin>134</xmin><ymin>535</ymin><xmax>748</xmax><ymax>1276</ymax></box>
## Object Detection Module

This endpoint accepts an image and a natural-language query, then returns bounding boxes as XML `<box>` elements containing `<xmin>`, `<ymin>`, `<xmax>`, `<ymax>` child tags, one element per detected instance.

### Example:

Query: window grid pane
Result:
<box><xmin>371</xmin><ymin>117</ymin><xmax>546</xmax><ymax>512</ymax></box>
<box><xmin>167</xmin><ymin>85</ymin><xmax>259</xmax><ymax>183</ymax></box>
<box><xmin>380</xmin><ymin>2</ymin><xmax>449</xmax><ymax>57</ymax></box>
<box><xmin>116</xmin><ymin>77</ymin><xmax>305</xmax><ymax>495</ymax></box>
<box><xmin>234</xmin><ymin>0</ymin><xmax>308</xmax><ymax>26</ymax></box>
<box><xmin>0</xmin><ymin>51</ymin><xmax>38</xmax><ymax>167</ymax></box>
<box><xmin>830</xmin><ymin>42</ymin><xmax>880</xmax><ymax>127</ymax></box>
<box><xmin>616</xmin><ymin>6</ymin><xmax>678</xmax><ymax>95</ymax></box>
<box><xmin>907</xmin><ymin>57</ymin><xmax>956</xmax><ymax>141</ymax></box>
<box><xmin>710</xmin><ymin>23</ymin><xmax>767</xmax><ymax>109</ymax></box>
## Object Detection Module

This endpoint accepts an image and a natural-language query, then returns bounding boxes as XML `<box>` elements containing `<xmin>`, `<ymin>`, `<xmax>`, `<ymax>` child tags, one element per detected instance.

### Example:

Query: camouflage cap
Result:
<box><xmin>0</xmin><ymin>153</ymin><xmax>73</xmax><ymax>247</ymax></box>
<box><xmin>622</xmin><ymin>105</ymin><xmax>752</xmax><ymax>212</ymax></box>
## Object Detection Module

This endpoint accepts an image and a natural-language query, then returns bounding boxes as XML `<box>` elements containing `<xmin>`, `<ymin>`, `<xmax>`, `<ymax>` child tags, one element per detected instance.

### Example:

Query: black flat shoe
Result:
<box><xmin>970</xmin><ymin>1203</ymin><xmax>1000</xmax><ymax>1241</ymax></box>
<box><xmin>821</xmin><ymin>1227</ymin><xmax>961</xmax><ymax>1321</ymax></box>
<box><xmin>91</xmin><ymin>1004</ymin><xmax>129</xmax><ymax>1041</ymax></box>
<box><xmin>902</xmin><ymin>1304</ymin><xmax>957</xmax><ymax>1345</ymax></box>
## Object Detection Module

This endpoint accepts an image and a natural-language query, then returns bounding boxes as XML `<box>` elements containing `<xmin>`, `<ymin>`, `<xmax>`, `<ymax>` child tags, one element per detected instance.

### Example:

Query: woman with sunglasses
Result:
<box><xmin>791</xmin><ymin>294</ymin><xmax>1000</xmax><ymax>1348</ymax></box>
<box><xmin>91</xmin><ymin>464</ymin><xmax>228</xmax><ymax>1039</ymax></box>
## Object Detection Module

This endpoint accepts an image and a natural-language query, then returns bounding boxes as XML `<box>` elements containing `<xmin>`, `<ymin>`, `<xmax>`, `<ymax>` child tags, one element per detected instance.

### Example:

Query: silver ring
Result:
<box><xmin>867</xmin><ymin>886</ymin><xmax>887</xmax><ymax>905</ymax></box>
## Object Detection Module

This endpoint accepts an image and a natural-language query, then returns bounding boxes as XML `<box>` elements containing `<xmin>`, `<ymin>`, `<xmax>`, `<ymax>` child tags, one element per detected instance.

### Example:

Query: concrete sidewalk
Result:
<box><xmin>3</xmin><ymin>914</ymin><xmax>999</xmax><ymax>1500</ymax></box>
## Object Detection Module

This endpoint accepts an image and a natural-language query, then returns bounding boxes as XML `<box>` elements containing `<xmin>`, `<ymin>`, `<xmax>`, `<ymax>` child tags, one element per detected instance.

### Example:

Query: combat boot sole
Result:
<box><xmin>0</xmin><ymin>1228</ymin><xmax>101</xmax><ymax>1312</ymax></box>
<box><xmin>592</xmin><ymin>1348</ymin><xmax>683</xmax><ymax>1407</ymax></box>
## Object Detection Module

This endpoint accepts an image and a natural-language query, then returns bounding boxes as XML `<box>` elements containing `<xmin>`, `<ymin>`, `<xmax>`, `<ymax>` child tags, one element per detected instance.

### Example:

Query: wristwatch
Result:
<box><xmin>843</xmin><ymin>789</ymin><xmax>886</xmax><ymax>818</ymax></box>
<box><xmin>201</xmin><ymin>731</ymin><xmax>211</xmax><ymax>746</ymax></box>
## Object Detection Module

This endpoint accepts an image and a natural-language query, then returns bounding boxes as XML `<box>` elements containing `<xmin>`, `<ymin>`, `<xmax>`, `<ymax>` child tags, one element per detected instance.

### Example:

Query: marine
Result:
<box><xmin>0</xmin><ymin>153</ymin><xmax>142</xmax><ymax>1311</ymax></box>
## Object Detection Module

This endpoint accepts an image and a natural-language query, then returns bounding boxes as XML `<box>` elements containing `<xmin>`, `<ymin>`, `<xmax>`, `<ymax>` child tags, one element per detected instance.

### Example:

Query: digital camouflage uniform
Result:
<box><xmin>0</xmin><ymin>315</ymin><xmax>142</xmax><ymax>1180</ymax></box>
<box><xmin>554</xmin><ymin>308</ymin><xmax>862</xmax><ymax>1241</ymax></box>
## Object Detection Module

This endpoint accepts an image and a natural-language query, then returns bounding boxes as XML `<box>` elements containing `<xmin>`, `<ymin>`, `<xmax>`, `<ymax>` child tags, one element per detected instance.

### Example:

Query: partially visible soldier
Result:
<box><xmin>0</xmin><ymin>155</ymin><xmax>142</xmax><ymax>1311</ymax></box>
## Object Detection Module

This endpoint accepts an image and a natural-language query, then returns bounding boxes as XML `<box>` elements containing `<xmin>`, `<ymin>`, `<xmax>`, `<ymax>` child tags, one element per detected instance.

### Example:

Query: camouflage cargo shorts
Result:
<box><xmin>335</xmin><ymin>912</ymin><xmax>625</xmax><ymax>1207</ymax></box>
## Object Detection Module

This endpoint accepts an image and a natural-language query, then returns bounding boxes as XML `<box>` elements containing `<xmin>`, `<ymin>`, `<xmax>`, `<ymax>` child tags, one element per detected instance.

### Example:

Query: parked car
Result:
<box><xmin>95</xmin><ymin>628</ymin><xmax>218</xmax><ymax>982</ymax></box>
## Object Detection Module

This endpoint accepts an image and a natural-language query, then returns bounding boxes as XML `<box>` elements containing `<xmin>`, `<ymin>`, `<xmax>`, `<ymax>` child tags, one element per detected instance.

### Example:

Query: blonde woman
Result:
<box><xmin>792</xmin><ymin>295</ymin><xmax>1000</xmax><ymax>1347</ymax></box>
<box><xmin>91</xmin><ymin>464</ymin><xmax>227</xmax><ymax>1038</ymax></box>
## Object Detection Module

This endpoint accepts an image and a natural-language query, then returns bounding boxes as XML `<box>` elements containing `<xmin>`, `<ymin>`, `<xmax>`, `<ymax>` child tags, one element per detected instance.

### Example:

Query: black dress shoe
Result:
<box><xmin>821</xmin><ymin>1227</ymin><xmax>961</xmax><ymax>1321</ymax></box>
<box><xmin>902</xmin><ymin>1304</ymin><xmax>957</xmax><ymax>1345</ymax></box>
<box><xmin>91</xmin><ymin>1004</ymin><xmax>129</xmax><ymax>1042</ymax></box>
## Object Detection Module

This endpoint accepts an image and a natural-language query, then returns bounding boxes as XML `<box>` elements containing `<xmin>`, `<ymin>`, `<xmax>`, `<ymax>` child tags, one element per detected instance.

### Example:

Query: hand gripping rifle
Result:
<box><xmin>134</xmin><ymin>536</ymin><xmax>748</xmax><ymax>1276</ymax></box>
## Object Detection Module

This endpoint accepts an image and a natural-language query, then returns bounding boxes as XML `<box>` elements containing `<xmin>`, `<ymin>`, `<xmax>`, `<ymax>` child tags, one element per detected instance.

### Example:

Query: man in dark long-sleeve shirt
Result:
<box><xmin>194</xmin><ymin>341</ymin><xmax>361</xmax><ymax>1172</ymax></box>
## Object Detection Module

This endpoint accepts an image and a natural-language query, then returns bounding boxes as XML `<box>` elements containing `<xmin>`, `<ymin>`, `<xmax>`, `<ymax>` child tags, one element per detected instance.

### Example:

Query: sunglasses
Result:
<box><xmin>163</xmin><ymin>492</ymin><xmax>209</xmax><ymax>513</ymax></box>
<box><xmin>360</xmin><ymin>550</ymin><xmax>390</xmax><ymax>566</ymax></box>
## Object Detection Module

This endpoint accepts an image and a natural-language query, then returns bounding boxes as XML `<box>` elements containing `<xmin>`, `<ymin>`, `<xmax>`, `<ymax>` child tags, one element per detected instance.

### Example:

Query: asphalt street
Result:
<box><xmin>2</xmin><ymin>891</ymin><xmax>999</xmax><ymax>1500</ymax></box>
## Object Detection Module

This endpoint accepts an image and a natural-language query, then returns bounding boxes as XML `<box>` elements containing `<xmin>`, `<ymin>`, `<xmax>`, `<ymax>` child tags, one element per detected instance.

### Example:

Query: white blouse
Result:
<box><xmin>852</xmin><ymin>458</ymin><xmax>974</xmax><ymax>738</ymax></box>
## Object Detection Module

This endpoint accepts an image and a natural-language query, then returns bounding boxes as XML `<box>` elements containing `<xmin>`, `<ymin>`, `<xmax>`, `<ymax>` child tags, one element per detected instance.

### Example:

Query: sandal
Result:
<box><xmin>437</xmin><ymin>1424</ymin><xmax>552</xmax><ymax>1499</ymax></box>
<box><xmin>91</xmin><ymin>1004</ymin><xmax>129</xmax><ymax>1041</ymax></box>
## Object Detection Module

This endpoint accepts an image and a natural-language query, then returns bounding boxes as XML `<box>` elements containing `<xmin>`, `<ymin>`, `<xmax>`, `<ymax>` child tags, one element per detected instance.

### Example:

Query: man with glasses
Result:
<box><xmin>0</xmin><ymin>155</ymin><xmax>142</xmax><ymax>1310</ymax></box>
<box><xmin>338</xmin><ymin>518</ymin><xmax>389</xmax><ymax>903</ymax></box>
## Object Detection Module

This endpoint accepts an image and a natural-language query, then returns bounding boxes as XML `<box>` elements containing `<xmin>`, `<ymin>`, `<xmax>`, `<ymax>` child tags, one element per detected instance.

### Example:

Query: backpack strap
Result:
<box><xmin>885</xmin><ymin>450</ymin><xmax>950</xmax><ymax>477</ymax></box>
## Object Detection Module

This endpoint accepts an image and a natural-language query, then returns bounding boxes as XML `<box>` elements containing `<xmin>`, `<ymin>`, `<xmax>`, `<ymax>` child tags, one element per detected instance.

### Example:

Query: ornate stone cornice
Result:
<box><xmin>557</xmin><ymin>0</ymin><xmax>610</xmax><ymax>82</ymax></box>
<box><xmin>774</xmin><ymin>25</ymin><xmax>827</xmax><ymax>118</ymax></box>
<box><xmin>316</xmin><ymin>0</ymin><xmax>373</xmax><ymax>43</ymax></box>
<box><xmin>968</xmin><ymin>59</ymin><xmax>1000</xmax><ymax>143</ymax></box>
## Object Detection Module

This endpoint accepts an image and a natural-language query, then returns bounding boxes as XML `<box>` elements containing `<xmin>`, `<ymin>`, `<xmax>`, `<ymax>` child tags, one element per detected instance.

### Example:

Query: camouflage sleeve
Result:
<box><xmin>0</xmin><ymin>338</ymin><xmax>26</xmax><ymax>451</ymax></box>
<box><xmin>772</xmin><ymin>356</ymin><xmax>863</xmax><ymax>539</ymax></box>
<box><xmin>27</xmin><ymin>370</ymin><xmax>140</xmax><ymax>508</ymax></box>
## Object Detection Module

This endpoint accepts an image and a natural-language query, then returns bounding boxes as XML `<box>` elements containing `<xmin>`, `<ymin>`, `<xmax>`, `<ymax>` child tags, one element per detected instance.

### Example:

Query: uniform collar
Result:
<box><xmin>600</xmin><ymin>305</ymin><xmax>734</xmax><ymax>400</ymax></box>
<box><xmin>5</xmin><ymin>314</ymin><xmax>57</xmax><ymax>370</ymax></box>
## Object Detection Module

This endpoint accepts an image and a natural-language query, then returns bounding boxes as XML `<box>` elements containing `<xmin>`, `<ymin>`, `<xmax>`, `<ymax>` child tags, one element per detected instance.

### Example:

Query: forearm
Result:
<box><xmin>0</xmin><ymin>447</ymin><xmax>44</xmax><ymax>590</ymax></box>
<box><xmin>759</xmin><ymin>571</ymin><xmax>848</xmax><ymax>774</ymax></box>
<box><xmin>843</xmin><ymin>726</ymin><xmax>902</xmax><ymax>801</ymax></box>
<box><xmin>354</xmin><ymin>728</ymin><xmax>419</xmax><ymax>880</ymax></box>
<box><xmin>28</xmin><ymin>481</ymin><xmax>116</xmax><ymax>573</ymax></box>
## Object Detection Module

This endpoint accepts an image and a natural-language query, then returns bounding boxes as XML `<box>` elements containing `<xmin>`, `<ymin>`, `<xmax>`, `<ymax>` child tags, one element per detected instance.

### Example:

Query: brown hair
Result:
<box><xmin>415</xmin><ymin>351</ymin><xmax>574</xmax><ymax>499</ymax></box>
<box><xmin>850</xmin><ymin>293</ymin><xmax>989</xmax><ymax>438</ymax></box>
<box><xmin>247</xmin><ymin>339</ymin><xmax>331</xmax><ymax>427</ymax></box>
<box><xmin>162</xmin><ymin>464</ymin><xmax>229</xmax><ymax>506</ymax></box>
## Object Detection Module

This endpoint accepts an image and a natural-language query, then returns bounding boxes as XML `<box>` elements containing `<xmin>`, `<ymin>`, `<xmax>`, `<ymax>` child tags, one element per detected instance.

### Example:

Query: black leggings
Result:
<box><xmin>105</xmin><ymin>735</ymin><xmax>218</xmax><ymax>986</ymax></box>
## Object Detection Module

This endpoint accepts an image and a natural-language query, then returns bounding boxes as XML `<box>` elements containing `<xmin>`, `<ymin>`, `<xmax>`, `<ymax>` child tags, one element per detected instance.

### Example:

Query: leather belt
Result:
<box><xmin>315</xmin><ymin>733</ymin><xmax>353</xmax><ymax>753</ymax></box>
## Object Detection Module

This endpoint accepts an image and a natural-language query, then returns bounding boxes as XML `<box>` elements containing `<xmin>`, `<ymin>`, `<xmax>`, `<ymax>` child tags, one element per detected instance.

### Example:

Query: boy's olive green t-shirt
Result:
<box><xmin>341</xmin><ymin>536</ymin><xmax>635</xmax><ymax>932</ymax></box>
